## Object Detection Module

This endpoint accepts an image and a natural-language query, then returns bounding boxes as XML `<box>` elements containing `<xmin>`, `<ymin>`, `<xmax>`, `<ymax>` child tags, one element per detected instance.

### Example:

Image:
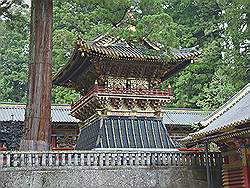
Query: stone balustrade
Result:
<box><xmin>0</xmin><ymin>150</ymin><xmax>221</xmax><ymax>169</ymax></box>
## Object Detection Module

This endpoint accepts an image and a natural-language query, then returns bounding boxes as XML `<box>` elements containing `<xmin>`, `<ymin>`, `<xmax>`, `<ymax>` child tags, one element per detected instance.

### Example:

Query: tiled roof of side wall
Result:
<box><xmin>0</xmin><ymin>103</ymin><xmax>79</xmax><ymax>123</ymax></box>
<box><xmin>190</xmin><ymin>84</ymin><xmax>250</xmax><ymax>137</ymax></box>
<box><xmin>162</xmin><ymin>109</ymin><xmax>211</xmax><ymax>125</ymax></box>
<box><xmin>199</xmin><ymin>84</ymin><xmax>250</xmax><ymax>127</ymax></box>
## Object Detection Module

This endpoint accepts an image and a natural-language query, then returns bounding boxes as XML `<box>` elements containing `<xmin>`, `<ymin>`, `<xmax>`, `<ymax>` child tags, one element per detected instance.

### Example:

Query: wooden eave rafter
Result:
<box><xmin>185</xmin><ymin>126</ymin><xmax>250</xmax><ymax>148</ymax></box>
<box><xmin>191</xmin><ymin>119</ymin><xmax>250</xmax><ymax>139</ymax></box>
<box><xmin>183</xmin><ymin>120</ymin><xmax>250</xmax><ymax>147</ymax></box>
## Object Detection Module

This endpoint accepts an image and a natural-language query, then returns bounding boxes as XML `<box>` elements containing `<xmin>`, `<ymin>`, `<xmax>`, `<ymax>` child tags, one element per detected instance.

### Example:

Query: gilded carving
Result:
<box><xmin>110</xmin><ymin>98</ymin><xmax>122</xmax><ymax>109</ymax></box>
<box><xmin>123</xmin><ymin>98</ymin><xmax>136</xmax><ymax>110</ymax></box>
<box><xmin>137</xmin><ymin>99</ymin><xmax>149</xmax><ymax>110</ymax></box>
<box><xmin>56</xmin><ymin>136</ymin><xmax>77</xmax><ymax>148</ymax></box>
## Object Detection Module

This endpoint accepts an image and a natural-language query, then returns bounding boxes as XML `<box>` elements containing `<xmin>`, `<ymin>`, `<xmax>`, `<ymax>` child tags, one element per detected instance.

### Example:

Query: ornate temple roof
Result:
<box><xmin>76</xmin><ymin>116</ymin><xmax>175</xmax><ymax>150</ymax></box>
<box><xmin>79</xmin><ymin>35</ymin><xmax>199</xmax><ymax>61</ymax></box>
<box><xmin>182</xmin><ymin>83</ymin><xmax>250</xmax><ymax>144</ymax></box>
<box><xmin>162</xmin><ymin>109</ymin><xmax>210</xmax><ymax>126</ymax></box>
<box><xmin>0</xmin><ymin>103</ymin><xmax>79</xmax><ymax>123</ymax></box>
<box><xmin>53</xmin><ymin>35</ymin><xmax>201</xmax><ymax>90</ymax></box>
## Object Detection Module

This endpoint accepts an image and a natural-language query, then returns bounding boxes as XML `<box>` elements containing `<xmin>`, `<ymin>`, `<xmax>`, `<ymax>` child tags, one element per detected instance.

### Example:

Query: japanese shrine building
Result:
<box><xmin>0</xmin><ymin>103</ymin><xmax>79</xmax><ymax>150</ymax></box>
<box><xmin>162</xmin><ymin>109</ymin><xmax>210</xmax><ymax>147</ymax></box>
<box><xmin>53</xmin><ymin>35</ymin><xmax>200</xmax><ymax>150</ymax></box>
<box><xmin>182</xmin><ymin>84</ymin><xmax>250</xmax><ymax>188</ymax></box>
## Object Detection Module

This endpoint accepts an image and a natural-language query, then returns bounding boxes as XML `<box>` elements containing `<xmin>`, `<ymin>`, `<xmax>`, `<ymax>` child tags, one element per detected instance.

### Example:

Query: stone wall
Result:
<box><xmin>0</xmin><ymin>166</ymin><xmax>222</xmax><ymax>188</ymax></box>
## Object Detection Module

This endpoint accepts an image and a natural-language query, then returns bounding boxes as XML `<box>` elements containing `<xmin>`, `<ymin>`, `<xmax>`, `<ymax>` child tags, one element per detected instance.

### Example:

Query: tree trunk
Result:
<box><xmin>20</xmin><ymin>0</ymin><xmax>53</xmax><ymax>151</ymax></box>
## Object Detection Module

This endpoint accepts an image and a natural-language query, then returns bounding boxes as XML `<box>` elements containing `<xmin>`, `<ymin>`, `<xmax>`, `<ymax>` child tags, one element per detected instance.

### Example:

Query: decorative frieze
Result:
<box><xmin>71</xmin><ymin>88</ymin><xmax>172</xmax><ymax>125</ymax></box>
<box><xmin>56</xmin><ymin>136</ymin><xmax>77</xmax><ymax>148</ymax></box>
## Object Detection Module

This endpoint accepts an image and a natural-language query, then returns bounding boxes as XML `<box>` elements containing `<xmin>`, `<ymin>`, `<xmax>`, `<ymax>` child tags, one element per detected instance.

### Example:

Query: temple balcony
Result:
<box><xmin>70</xmin><ymin>85</ymin><xmax>173</xmax><ymax>123</ymax></box>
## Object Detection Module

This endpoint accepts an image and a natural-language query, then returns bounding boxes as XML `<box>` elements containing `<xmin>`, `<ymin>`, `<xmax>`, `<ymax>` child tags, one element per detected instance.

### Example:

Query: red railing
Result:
<box><xmin>72</xmin><ymin>85</ymin><xmax>172</xmax><ymax>109</ymax></box>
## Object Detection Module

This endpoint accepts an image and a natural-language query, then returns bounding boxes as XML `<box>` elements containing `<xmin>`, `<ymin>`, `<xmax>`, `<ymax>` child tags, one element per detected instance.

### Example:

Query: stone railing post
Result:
<box><xmin>74</xmin><ymin>153</ymin><xmax>79</xmax><ymax>166</ymax></box>
<box><xmin>122</xmin><ymin>153</ymin><xmax>127</xmax><ymax>165</ymax></box>
<box><xmin>35</xmin><ymin>153</ymin><xmax>40</xmax><ymax>166</ymax></box>
<box><xmin>146</xmin><ymin>153</ymin><xmax>151</xmax><ymax>166</ymax></box>
<box><xmin>157</xmin><ymin>153</ymin><xmax>161</xmax><ymax>165</ymax></box>
<box><xmin>117</xmin><ymin>153</ymin><xmax>122</xmax><ymax>166</ymax></box>
<box><xmin>104</xmin><ymin>153</ymin><xmax>109</xmax><ymax>166</ymax></box>
<box><xmin>80</xmin><ymin>153</ymin><xmax>85</xmax><ymax>166</ymax></box>
<box><xmin>6</xmin><ymin>153</ymin><xmax>11</xmax><ymax>167</ymax></box>
<box><xmin>111</xmin><ymin>153</ymin><xmax>116</xmax><ymax>166</ymax></box>
<box><xmin>129</xmin><ymin>153</ymin><xmax>133</xmax><ymax>166</ymax></box>
<box><xmin>167</xmin><ymin>153</ymin><xmax>171</xmax><ymax>165</ymax></box>
<box><xmin>162</xmin><ymin>153</ymin><xmax>167</xmax><ymax>166</ymax></box>
<box><xmin>41</xmin><ymin>153</ymin><xmax>47</xmax><ymax>166</ymax></box>
<box><xmin>151</xmin><ymin>153</ymin><xmax>156</xmax><ymax>165</ymax></box>
<box><xmin>99</xmin><ymin>153</ymin><xmax>104</xmax><ymax>167</ymax></box>
<box><xmin>141</xmin><ymin>153</ymin><xmax>146</xmax><ymax>166</ymax></box>
<box><xmin>0</xmin><ymin>152</ymin><xmax>4</xmax><ymax>169</ymax></box>
<box><xmin>20</xmin><ymin>153</ymin><xmax>24</xmax><ymax>166</ymax></box>
<box><xmin>13</xmin><ymin>153</ymin><xmax>18</xmax><ymax>167</ymax></box>
<box><xmin>87</xmin><ymin>153</ymin><xmax>91</xmax><ymax>166</ymax></box>
<box><xmin>29</xmin><ymin>153</ymin><xmax>33</xmax><ymax>167</ymax></box>
<box><xmin>61</xmin><ymin>153</ymin><xmax>66</xmax><ymax>166</ymax></box>
<box><xmin>48</xmin><ymin>153</ymin><xmax>53</xmax><ymax>166</ymax></box>
<box><xmin>135</xmin><ymin>153</ymin><xmax>140</xmax><ymax>166</ymax></box>
<box><xmin>93</xmin><ymin>153</ymin><xmax>98</xmax><ymax>166</ymax></box>
<box><xmin>55</xmin><ymin>153</ymin><xmax>59</xmax><ymax>166</ymax></box>
<box><xmin>67</xmin><ymin>153</ymin><xmax>72</xmax><ymax>166</ymax></box>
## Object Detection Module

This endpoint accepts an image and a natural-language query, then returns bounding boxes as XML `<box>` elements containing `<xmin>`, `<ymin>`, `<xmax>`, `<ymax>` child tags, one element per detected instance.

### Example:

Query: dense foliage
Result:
<box><xmin>0</xmin><ymin>0</ymin><xmax>248</xmax><ymax>110</ymax></box>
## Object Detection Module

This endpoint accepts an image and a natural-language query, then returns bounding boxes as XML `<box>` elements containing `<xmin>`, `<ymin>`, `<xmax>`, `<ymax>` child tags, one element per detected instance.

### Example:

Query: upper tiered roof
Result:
<box><xmin>53</xmin><ymin>35</ymin><xmax>200</xmax><ymax>92</ymax></box>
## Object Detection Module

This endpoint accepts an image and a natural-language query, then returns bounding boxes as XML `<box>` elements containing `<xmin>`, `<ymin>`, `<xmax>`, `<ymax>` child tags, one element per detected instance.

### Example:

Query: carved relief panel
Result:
<box><xmin>107</xmin><ymin>77</ymin><xmax>126</xmax><ymax>88</ymax></box>
<box><xmin>102</xmin><ymin>76</ymin><xmax>150</xmax><ymax>89</ymax></box>
<box><xmin>130</xmin><ymin>78</ymin><xmax>149</xmax><ymax>89</ymax></box>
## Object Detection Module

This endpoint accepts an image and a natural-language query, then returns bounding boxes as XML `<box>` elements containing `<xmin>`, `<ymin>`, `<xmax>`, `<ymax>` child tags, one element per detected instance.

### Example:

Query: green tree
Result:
<box><xmin>164</xmin><ymin>0</ymin><xmax>248</xmax><ymax>109</ymax></box>
<box><xmin>0</xmin><ymin>0</ymin><xmax>248</xmax><ymax>109</ymax></box>
<box><xmin>0</xmin><ymin>0</ymin><xmax>28</xmax><ymax>21</ymax></box>
<box><xmin>0</xmin><ymin>6</ymin><xmax>29</xmax><ymax>102</ymax></box>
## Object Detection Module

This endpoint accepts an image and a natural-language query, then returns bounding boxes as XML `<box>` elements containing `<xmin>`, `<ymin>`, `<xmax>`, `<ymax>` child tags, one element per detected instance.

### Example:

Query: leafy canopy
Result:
<box><xmin>0</xmin><ymin>0</ymin><xmax>248</xmax><ymax>111</ymax></box>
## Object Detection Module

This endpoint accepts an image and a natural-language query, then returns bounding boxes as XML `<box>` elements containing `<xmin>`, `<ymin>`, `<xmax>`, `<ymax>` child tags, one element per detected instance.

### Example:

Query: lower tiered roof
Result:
<box><xmin>76</xmin><ymin>116</ymin><xmax>175</xmax><ymax>150</ymax></box>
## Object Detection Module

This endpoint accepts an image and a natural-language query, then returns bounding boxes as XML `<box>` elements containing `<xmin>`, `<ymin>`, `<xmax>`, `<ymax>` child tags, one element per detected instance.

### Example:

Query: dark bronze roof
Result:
<box><xmin>78</xmin><ymin>36</ymin><xmax>200</xmax><ymax>61</ymax></box>
<box><xmin>76</xmin><ymin>116</ymin><xmax>175</xmax><ymax>150</ymax></box>
<box><xmin>53</xmin><ymin>35</ymin><xmax>201</xmax><ymax>88</ymax></box>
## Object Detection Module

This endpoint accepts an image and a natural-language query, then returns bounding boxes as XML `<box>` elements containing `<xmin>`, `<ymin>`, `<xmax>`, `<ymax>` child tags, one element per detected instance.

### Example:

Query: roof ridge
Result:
<box><xmin>200</xmin><ymin>83</ymin><xmax>250</xmax><ymax>127</ymax></box>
